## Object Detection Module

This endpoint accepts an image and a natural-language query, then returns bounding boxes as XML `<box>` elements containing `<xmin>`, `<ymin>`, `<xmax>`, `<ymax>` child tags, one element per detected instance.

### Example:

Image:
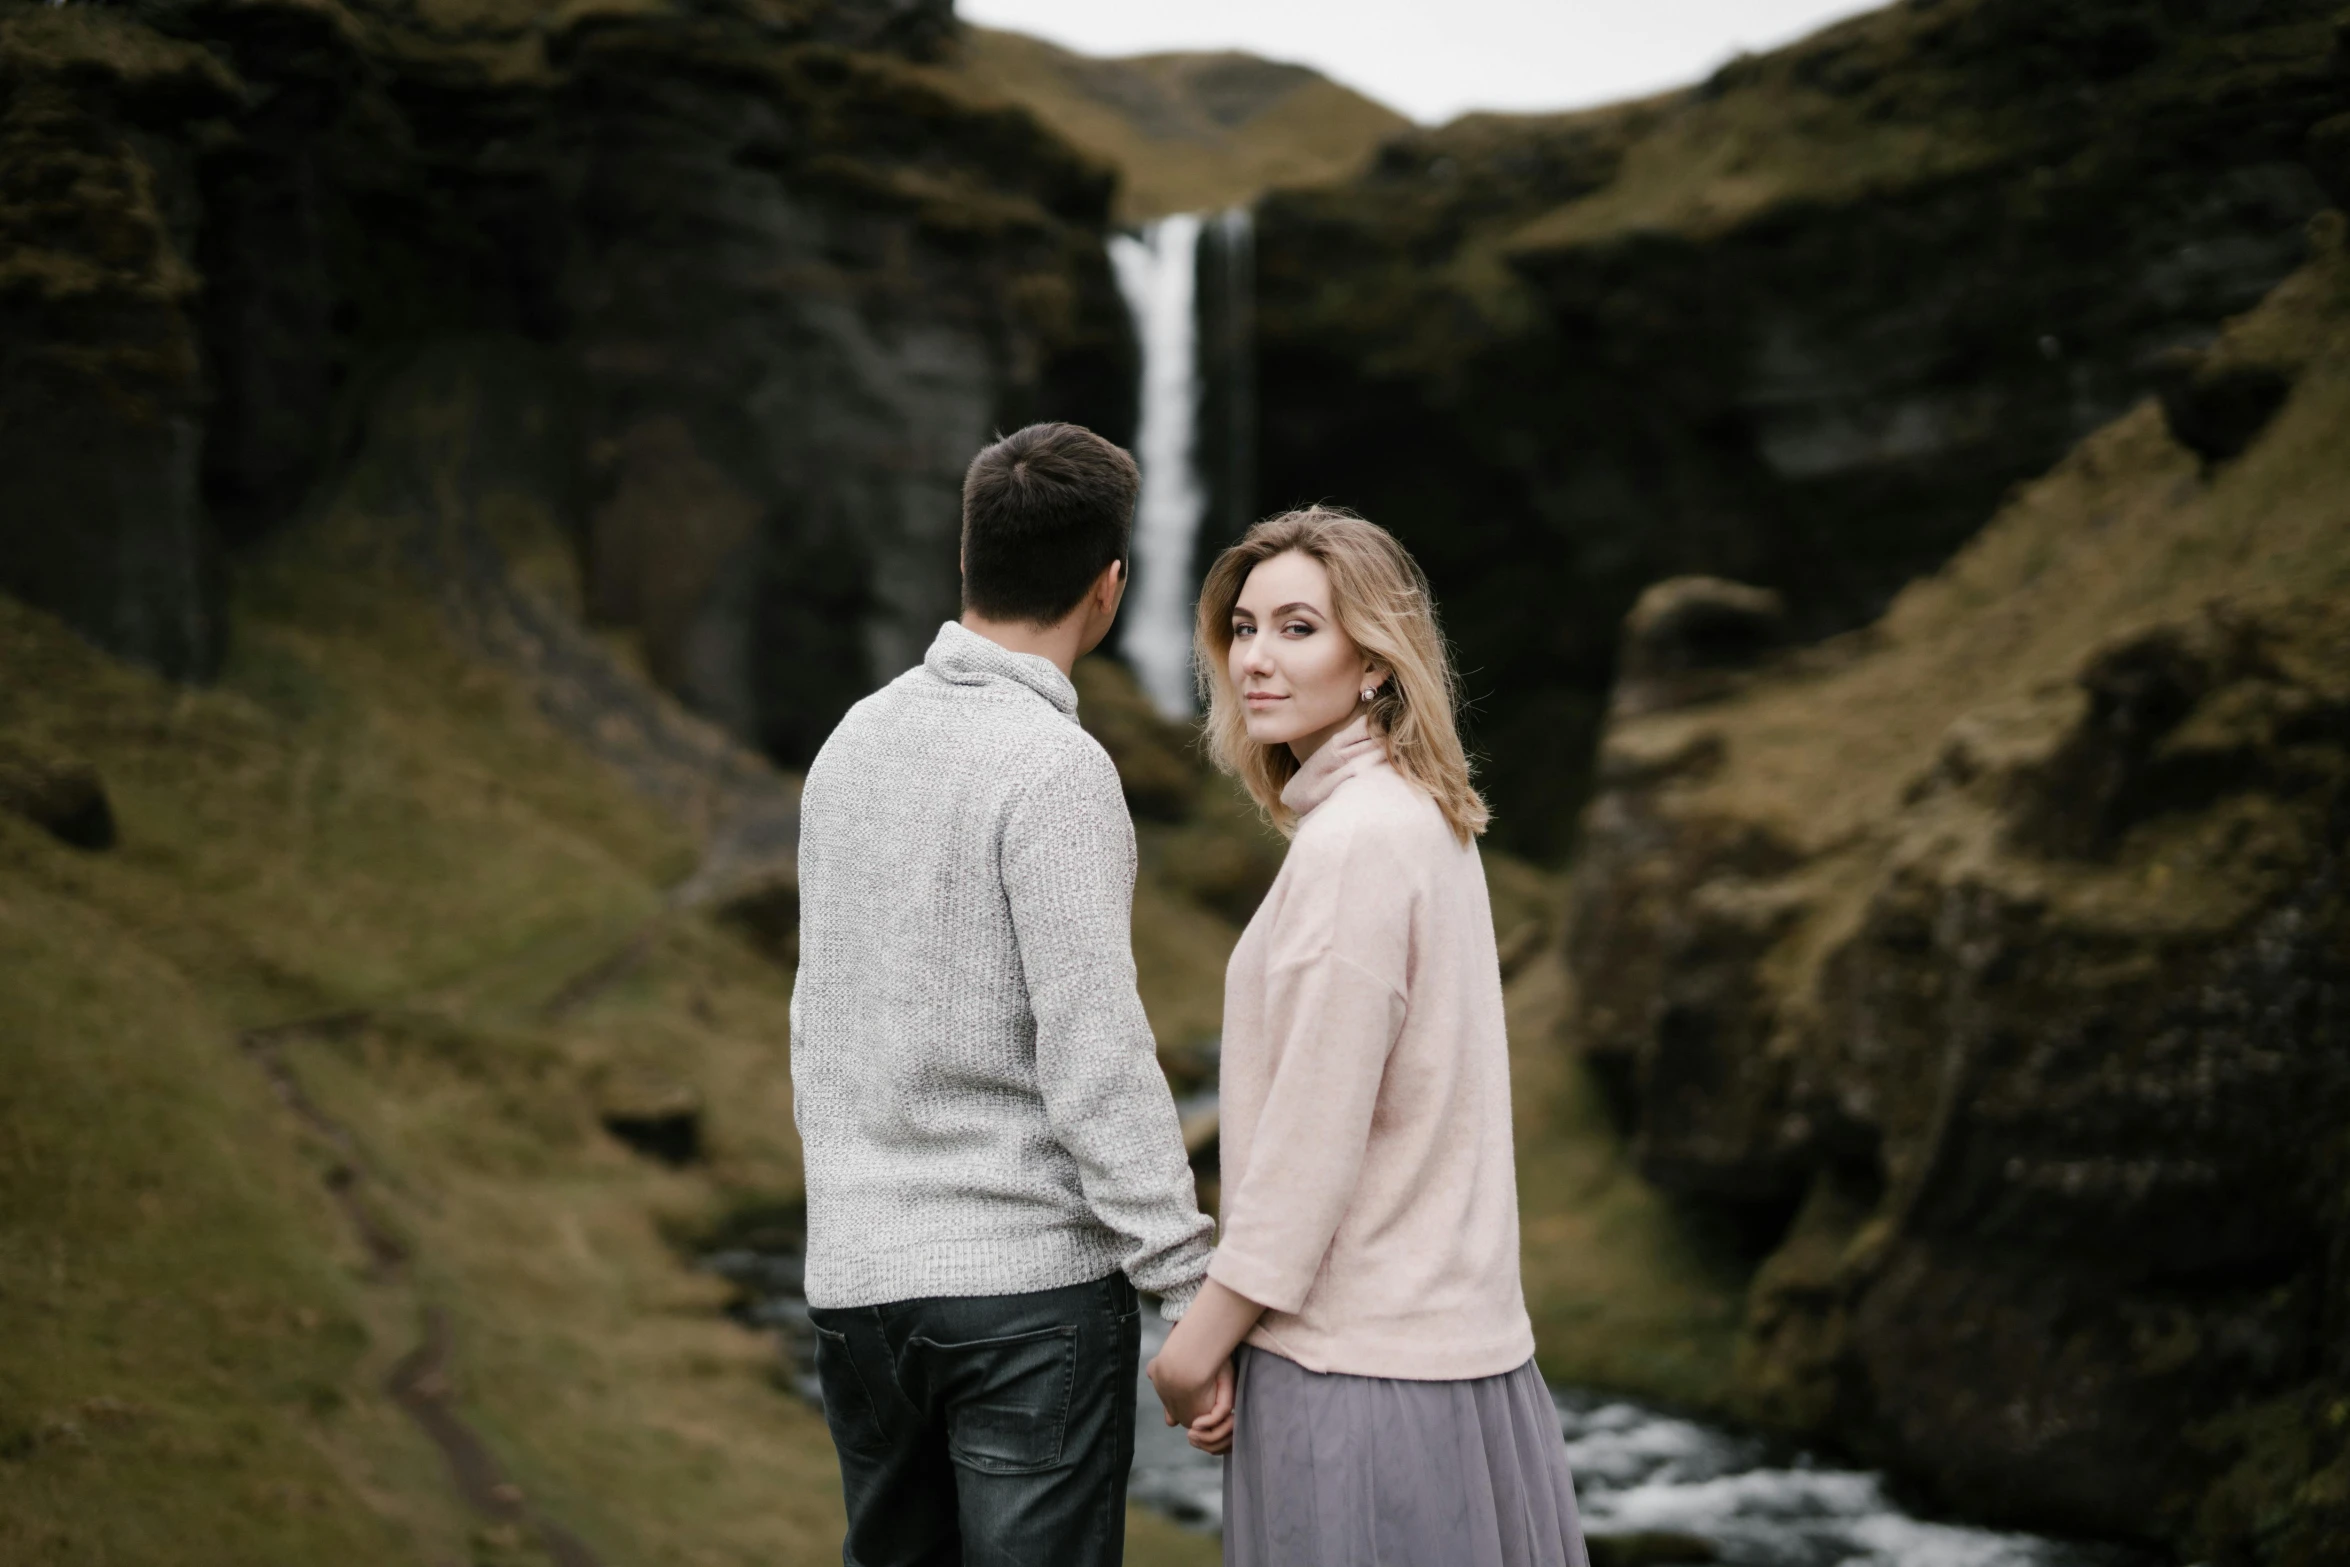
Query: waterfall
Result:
<box><xmin>1203</xmin><ymin>207</ymin><xmax>1255</xmax><ymax>550</ymax></box>
<box><xmin>1108</xmin><ymin>208</ymin><xmax>1256</xmax><ymax>719</ymax></box>
<box><xmin>1109</xmin><ymin>214</ymin><xmax>1208</xmax><ymax>718</ymax></box>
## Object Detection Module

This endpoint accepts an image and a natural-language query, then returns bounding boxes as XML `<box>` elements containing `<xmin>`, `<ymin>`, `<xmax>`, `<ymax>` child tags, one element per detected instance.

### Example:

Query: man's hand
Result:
<box><xmin>1145</xmin><ymin>1338</ymin><xmax>1223</xmax><ymax>1428</ymax></box>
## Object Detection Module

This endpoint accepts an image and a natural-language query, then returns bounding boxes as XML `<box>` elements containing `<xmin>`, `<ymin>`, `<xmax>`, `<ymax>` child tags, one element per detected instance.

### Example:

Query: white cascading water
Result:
<box><xmin>1108</xmin><ymin>213</ymin><xmax>1208</xmax><ymax>718</ymax></box>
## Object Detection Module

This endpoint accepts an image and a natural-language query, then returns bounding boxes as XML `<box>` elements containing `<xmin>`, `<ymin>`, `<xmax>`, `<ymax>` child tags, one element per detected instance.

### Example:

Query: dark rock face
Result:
<box><xmin>0</xmin><ymin>11</ymin><xmax>239</xmax><ymax>679</ymax></box>
<box><xmin>1579</xmin><ymin>607</ymin><xmax>2350</xmax><ymax>1550</ymax></box>
<box><xmin>0</xmin><ymin>740</ymin><xmax>116</xmax><ymax>851</ymax></box>
<box><xmin>1560</xmin><ymin>232</ymin><xmax>2350</xmax><ymax>1558</ymax></box>
<box><xmin>1253</xmin><ymin>0</ymin><xmax>2350</xmax><ymax>856</ymax></box>
<box><xmin>594</xmin><ymin>1067</ymin><xmax>707</xmax><ymax>1167</ymax></box>
<box><xmin>2153</xmin><ymin>347</ymin><xmax>2298</xmax><ymax>462</ymax></box>
<box><xmin>2309</xmin><ymin>109</ymin><xmax>2350</xmax><ymax>207</ymax></box>
<box><xmin>1613</xmin><ymin>577</ymin><xmax>1789</xmax><ymax>719</ymax></box>
<box><xmin>525</xmin><ymin>19</ymin><xmax>1133</xmax><ymax>760</ymax></box>
<box><xmin>1</xmin><ymin>0</ymin><xmax>1131</xmax><ymax>761</ymax></box>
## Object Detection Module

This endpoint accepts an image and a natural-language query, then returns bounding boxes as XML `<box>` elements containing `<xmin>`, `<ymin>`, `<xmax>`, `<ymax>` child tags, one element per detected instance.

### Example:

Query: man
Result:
<box><xmin>791</xmin><ymin>422</ymin><xmax>1216</xmax><ymax>1566</ymax></box>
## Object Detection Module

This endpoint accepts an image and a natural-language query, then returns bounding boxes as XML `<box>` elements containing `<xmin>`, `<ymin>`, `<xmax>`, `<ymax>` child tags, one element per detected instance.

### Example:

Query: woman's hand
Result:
<box><xmin>1145</xmin><ymin>1335</ymin><xmax>1229</xmax><ymax>1428</ymax></box>
<box><xmin>1147</xmin><ymin>1349</ymin><xmax>1235</xmax><ymax>1453</ymax></box>
<box><xmin>1146</xmin><ymin>1278</ymin><xmax>1267</xmax><ymax>1456</ymax></box>
<box><xmin>1184</xmin><ymin>1362</ymin><xmax>1236</xmax><ymax>1455</ymax></box>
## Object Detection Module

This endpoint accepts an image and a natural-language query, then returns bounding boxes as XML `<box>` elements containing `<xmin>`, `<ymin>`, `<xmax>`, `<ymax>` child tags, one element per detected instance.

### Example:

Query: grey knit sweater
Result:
<box><xmin>790</xmin><ymin>621</ymin><xmax>1213</xmax><ymax>1317</ymax></box>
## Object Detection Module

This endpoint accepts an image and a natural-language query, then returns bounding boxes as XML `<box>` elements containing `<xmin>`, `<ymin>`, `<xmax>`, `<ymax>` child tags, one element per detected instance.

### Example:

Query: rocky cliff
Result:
<box><xmin>1</xmin><ymin>0</ymin><xmax>1130</xmax><ymax>762</ymax></box>
<box><xmin>1562</xmin><ymin>218</ymin><xmax>2350</xmax><ymax>1560</ymax></box>
<box><xmin>1254</xmin><ymin>0</ymin><xmax>2350</xmax><ymax>856</ymax></box>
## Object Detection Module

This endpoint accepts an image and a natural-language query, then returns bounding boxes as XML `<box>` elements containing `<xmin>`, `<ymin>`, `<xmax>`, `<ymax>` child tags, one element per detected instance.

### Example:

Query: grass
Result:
<box><xmin>0</xmin><ymin>451</ymin><xmax>844</xmax><ymax>1561</ymax></box>
<box><xmin>1125</xmin><ymin>1508</ymin><xmax>1222</xmax><ymax>1567</ymax></box>
<box><xmin>940</xmin><ymin>27</ymin><xmax>1409</xmax><ymax>221</ymax></box>
<box><xmin>0</xmin><ymin>869</ymin><xmax>434</xmax><ymax>1567</ymax></box>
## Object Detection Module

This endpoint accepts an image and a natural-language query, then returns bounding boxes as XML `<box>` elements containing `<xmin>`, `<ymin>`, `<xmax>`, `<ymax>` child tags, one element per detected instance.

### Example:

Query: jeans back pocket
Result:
<box><xmin>811</xmin><ymin>1319</ymin><xmax>892</xmax><ymax>1457</ymax></box>
<box><xmin>918</xmin><ymin>1323</ymin><xmax>1079</xmax><ymax>1476</ymax></box>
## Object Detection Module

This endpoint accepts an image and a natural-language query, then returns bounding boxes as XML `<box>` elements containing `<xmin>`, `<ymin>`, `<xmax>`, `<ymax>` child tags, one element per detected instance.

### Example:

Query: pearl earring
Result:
<box><xmin>1360</xmin><ymin>686</ymin><xmax>1378</xmax><ymax>704</ymax></box>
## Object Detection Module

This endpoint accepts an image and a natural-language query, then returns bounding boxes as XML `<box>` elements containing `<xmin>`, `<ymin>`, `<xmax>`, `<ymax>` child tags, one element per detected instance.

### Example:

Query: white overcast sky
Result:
<box><xmin>958</xmin><ymin>0</ymin><xmax>1890</xmax><ymax>123</ymax></box>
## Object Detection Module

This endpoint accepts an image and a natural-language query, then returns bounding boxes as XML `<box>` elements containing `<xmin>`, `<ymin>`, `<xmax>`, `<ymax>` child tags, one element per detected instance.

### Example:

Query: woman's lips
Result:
<box><xmin>1244</xmin><ymin>691</ymin><xmax>1284</xmax><ymax>704</ymax></box>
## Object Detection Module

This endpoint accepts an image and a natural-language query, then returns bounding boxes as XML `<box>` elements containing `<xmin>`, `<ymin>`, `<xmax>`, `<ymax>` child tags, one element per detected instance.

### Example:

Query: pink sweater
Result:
<box><xmin>1206</xmin><ymin>722</ymin><xmax>1537</xmax><ymax>1381</ymax></box>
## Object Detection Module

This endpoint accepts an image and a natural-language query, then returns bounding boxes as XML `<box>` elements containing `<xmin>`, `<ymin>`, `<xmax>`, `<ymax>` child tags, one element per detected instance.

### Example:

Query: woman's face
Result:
<box><xmin>1228</xmin><ymin>550</ymin><xmax>1384</xmax><ymax>760</ymax></box>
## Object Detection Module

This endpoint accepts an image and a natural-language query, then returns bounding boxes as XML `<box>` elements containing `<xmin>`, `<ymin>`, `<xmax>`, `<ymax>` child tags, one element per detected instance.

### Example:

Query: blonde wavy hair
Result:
<box><xmin>1193</xmin><ymin>506</ymin><xmax>1488</xmax><ymax>843</ymax></box>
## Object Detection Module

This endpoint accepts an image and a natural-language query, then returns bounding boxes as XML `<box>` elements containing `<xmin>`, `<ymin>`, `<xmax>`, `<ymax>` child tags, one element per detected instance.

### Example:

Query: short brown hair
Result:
<box><xmin>960</xmin><ymin>423</ymin><xmax>1140</xmax><ymax>625</ymax></box>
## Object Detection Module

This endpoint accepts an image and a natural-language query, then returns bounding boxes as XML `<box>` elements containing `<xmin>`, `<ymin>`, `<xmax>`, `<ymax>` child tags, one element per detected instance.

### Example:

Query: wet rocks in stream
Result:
<box><xmin>702</xmin><ymin>1237</ymin><xmax>821</xmax><ymax>1405</ymax></box>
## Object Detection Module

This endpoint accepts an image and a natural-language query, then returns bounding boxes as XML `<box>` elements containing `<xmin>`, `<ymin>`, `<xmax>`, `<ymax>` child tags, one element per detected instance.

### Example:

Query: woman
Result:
<box><xmin>1146</xmin><ymin>507</ymin><xmax>1588</xmax><ymax>1567</ymax></box>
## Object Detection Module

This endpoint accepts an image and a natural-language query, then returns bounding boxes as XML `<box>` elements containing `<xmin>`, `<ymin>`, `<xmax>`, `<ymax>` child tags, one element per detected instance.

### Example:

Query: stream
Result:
<box><xmin>702</xmin><ymin>1246</ymin><xmax>2152</xmax><ymax>1567</ymax></box>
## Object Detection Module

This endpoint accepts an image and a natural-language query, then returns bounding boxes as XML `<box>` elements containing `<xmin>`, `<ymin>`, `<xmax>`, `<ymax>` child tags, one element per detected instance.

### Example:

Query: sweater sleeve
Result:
<box><xmin>1206</xmin><ymin>823</ymin><xmax>1412</xmax><ymax>1314</ymax></box>
<box><xmin>1001</xmin><ymin>739</ymin><xmax>1216</xmax><ymax>1314</ymax></box>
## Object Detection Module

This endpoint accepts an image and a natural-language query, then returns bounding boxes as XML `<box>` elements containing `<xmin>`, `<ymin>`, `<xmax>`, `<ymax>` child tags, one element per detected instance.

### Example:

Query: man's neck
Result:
<box><xmin>959</xmin><ymin>611</ymin><xmax>1086</xmax><ymax>676</ymax></box>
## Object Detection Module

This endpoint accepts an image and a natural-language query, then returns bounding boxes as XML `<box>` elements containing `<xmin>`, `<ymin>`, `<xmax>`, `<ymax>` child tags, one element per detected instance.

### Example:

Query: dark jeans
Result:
<box><xmin>808</xmin><ymin>1273</ymin><xmax>1141</xmax><ymax>1567</ymax></box>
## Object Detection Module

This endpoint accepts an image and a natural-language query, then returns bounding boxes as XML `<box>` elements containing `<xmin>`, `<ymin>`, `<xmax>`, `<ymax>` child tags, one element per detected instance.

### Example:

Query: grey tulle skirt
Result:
<box><xmin>1223</xmin><ymin>1346</ymin><xmax>1590</xmax><ymax>1567</ymax></box>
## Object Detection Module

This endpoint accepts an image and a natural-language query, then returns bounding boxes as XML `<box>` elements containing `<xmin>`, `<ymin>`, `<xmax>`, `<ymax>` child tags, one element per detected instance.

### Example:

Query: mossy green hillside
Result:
<box><xmin>0</xmin><ymin>488</ymin><xmax>842</xmax><ymax>1562</ymax></box>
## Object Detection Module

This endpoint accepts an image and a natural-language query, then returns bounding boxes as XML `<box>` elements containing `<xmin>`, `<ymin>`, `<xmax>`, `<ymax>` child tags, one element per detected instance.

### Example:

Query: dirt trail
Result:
<box><xmin>243</xmin><ymin>1013</ymin><xmax>611</xmax><ymax>1567</ymax></box>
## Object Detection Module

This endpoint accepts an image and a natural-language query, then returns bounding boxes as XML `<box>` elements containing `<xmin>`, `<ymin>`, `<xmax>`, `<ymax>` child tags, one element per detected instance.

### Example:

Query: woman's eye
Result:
<box><xmin>1232</xmin><ymin>623</ymin><xmax>1253</xmax><ymax>638</ymax></box>
<box><xmin>1283</xmin><ymin>620</ymin><xmax>1314</xmax><ymax>637</ymax></box>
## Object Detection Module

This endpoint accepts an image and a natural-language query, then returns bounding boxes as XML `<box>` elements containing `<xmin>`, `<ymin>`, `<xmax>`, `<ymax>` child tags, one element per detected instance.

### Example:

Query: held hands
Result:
<box><xmin>1146</xmin><ymin>1344</ymin><xmax>1236</xmax><ymax>1456</ymax></box>
<box><xmin>1145</xmin><ymin>1278</ymin><xmax>1266</xmax><ymax>1458</ymax></box>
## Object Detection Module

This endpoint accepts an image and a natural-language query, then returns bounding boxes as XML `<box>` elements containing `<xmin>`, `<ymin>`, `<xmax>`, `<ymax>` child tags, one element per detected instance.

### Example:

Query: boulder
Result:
<box><xmin>2152</xmin><ymin>347</ymin><xmax>2298</xmax><ymax>463</ymax></box>
<box><xmin>592</xmin><ymin>1066</ymin><xmax>704</xmax><ymax>1168</ymax></box>
<box><xmin>1613</xmin><ymin>578</ymin><xmax>1790</xmax><ymax>718</ymax></box>
<box><xmin>0</xmin><ymin>744</ymin><xmax>116</xmax><ymax>851</ymax></box>
<box><xmin>2152</xmin><ymin>212</ymin><xmax>2343</xmax><ymax>464</ymax></box>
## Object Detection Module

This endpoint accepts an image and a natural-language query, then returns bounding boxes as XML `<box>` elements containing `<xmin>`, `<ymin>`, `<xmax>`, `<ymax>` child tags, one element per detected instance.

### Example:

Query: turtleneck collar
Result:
<box><xmin>924</xmin><ymin>620</ymin><xmax>1079</xmax><ymax>718</ymax></box>
<box><xmin>1280</xmin><ymin>716</ymin><xmax>1390</xmax><ymax>820</ymax></box>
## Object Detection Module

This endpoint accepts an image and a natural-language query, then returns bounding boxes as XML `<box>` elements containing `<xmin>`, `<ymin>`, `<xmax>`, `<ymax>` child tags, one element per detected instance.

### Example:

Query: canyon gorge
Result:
<box><xmin>4</xmin><ymin>0</ymin><xmax>2349</xmax><ymax>1563</ymax></box>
